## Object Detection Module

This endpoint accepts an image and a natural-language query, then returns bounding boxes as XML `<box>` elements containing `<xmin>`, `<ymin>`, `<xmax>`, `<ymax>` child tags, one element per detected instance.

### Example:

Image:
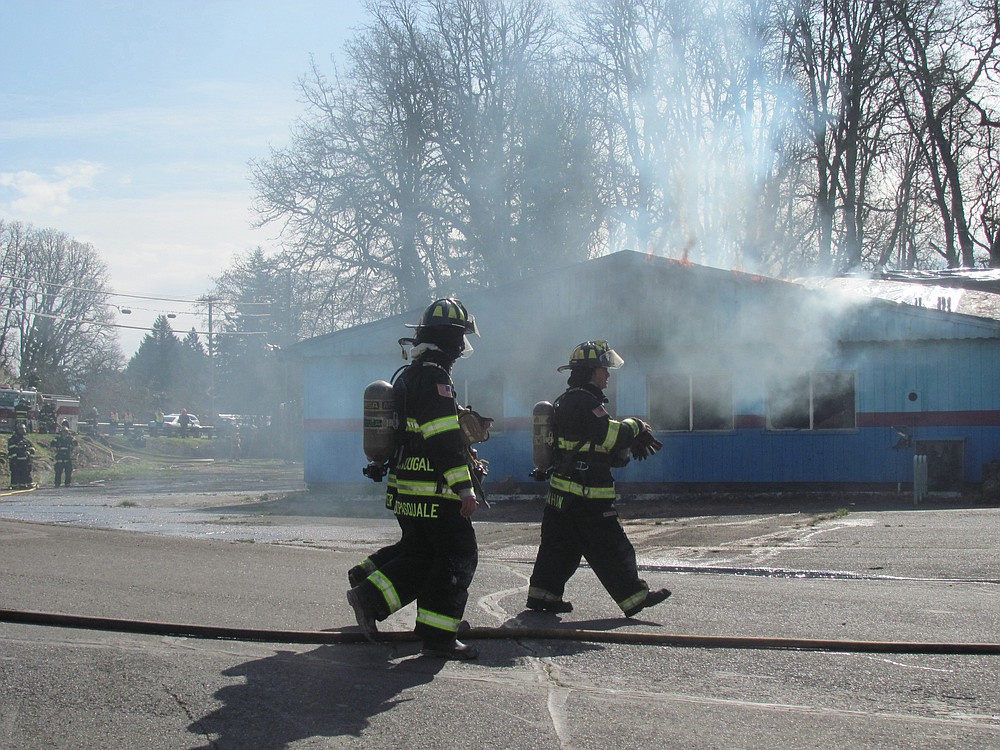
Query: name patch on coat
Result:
<box><xmin>394</xmin><ymin>500</ymin><xmax>440</xmax><ymax>519</ymax></box>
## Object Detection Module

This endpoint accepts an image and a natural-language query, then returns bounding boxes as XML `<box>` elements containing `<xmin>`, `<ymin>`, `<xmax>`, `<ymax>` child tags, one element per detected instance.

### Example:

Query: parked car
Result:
<box><xmin>160</xmin><ymin>413</ymin><xmax>201</xmax><ymax>433</ymax></box>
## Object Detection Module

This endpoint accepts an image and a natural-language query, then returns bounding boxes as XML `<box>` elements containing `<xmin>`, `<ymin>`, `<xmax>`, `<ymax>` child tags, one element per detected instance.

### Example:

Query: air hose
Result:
<box><xmin>2</xmin><ymin>608</ymin><xmax>998</xmax><ymax>655</ymax></box>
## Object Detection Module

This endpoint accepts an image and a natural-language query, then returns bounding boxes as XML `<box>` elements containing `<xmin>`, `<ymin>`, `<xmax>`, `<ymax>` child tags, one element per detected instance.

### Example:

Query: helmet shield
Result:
<box><xmin>557</xmin><ymin>340</ymin><xmax>625</xmax><ymax>371</ymax></box>
<box><xmin>459</xmin><ymin>336</ymin><xmax>474</xmax><ymax>358</ymax></box>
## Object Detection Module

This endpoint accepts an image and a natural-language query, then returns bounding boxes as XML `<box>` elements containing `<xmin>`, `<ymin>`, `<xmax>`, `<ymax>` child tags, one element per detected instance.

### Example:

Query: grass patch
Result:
<box><xmin>809</xmin><ymin>507</ymin><xmax>850</xmax><ymax>526</ymax></box>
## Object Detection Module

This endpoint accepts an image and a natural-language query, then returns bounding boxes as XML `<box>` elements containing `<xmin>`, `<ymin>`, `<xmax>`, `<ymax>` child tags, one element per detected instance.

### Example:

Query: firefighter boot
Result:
<box><xmin>623</xmin><ymin>588</ymin><xmax>672</xmax><ymax>618</ymax></box>
<box><xmin>346</xmin><ymin>587</ymin><xmax>379</xmax><ymax>641</ymax></box>
<box><xmin>421</xmin><ymin>639</ymin><xmax>479</xmax><ymax>661</ymax></box>
<box><xmin>526</xmin><ymin>596</ymin><xmax>574</xmax><ymax>614</ymax></box>
<box><xmin>347</xmin><ymin>564</ymin><xmax>368</xmax><ymax>588</ymax></box>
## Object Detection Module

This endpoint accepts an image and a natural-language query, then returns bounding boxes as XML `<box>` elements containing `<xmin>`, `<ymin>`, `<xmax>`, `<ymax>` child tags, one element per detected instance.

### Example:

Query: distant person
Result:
<box><xmin>39</xmin><ymin>398</ymin><xmax>57</xmax><ymax>434</ymax></box>
<box><xmin>526</xmin><ymin>340</ymin><xmax>670</xmax><ymax>618</ymax></box>
<box><xmin>109</xmin><ymin>410</ymin><xmax>119</xmax><ymax>435</ymax></box>
<box><xmin>230</xmin><ymin>423</ymin><xmax>241</xmax><ymax>461</ymax></box>
<box><xmin>88</xmin><ymin>406</ymin><xmax>99</xmax><ymax>435</ymax></box>
<box><xmin>51</xmin><ymin>420</ymin><xmax>77</xmax><ymax>488</ymax></box>
<box><xmin>179</xmin><ymin>408</ymin><xmax>191</xmax><ymax>437</ymax></box>
<box><xmin>14</xmin><ymin>397</ymin><xmax>30</xmax><ymax>432</ymax></box>
<box><xmin>7</xmin><ymin>422</ymin><xmax>34</xmax><ymax>489</ymax></box>
<box><xmin>153</xmin><ymin>409</ymin><xmax>164</xmax><ymax>436</ymax></box>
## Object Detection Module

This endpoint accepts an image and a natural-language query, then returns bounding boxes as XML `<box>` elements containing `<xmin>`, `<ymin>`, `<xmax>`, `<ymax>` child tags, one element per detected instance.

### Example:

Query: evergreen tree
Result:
<box><xmin>124</xmin><ymin>316</ymin><xmax>185</xmax><ymax>416</ymax></box>
<box><xmin>179</xmin><ymin>328</ymin><xmax>209</xmax><ymax>417</ymax></box>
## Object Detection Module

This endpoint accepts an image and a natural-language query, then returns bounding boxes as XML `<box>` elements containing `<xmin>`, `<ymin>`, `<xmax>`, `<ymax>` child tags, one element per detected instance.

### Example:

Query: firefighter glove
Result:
<box><xmin>630</xmin><ymin>423</ymin><xmax>663</xmax><ymax>461</ymax></box>
<box><xmin>459</xmin><ymin>407</ymin><xmax>494</xmax><ymax>445</ymax></box>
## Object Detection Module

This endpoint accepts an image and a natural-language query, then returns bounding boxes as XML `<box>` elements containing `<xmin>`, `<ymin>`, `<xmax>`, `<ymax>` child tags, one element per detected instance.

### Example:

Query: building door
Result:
<box><xmin>915</xmin><ymin>440</ymin><xmax>965</xmax><ymax>492</ymax></box>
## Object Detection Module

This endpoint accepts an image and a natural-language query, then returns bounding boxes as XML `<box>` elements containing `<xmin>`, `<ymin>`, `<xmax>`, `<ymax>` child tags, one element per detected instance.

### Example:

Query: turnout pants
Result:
<box><xmin>55</xmin><ymin>460</ymin><xmax>72</xmax><ymax>487</ymax></box>
<box><xmin>9</xmin><ymin>458</ymin><xmax>31</xmax><ymax>488</ymax></box>
<box><xmin>528</xmin><ymin>497</ymin><xmax>648</xmax><ymax>612</ymax></box>
<box><xmin>357</xmin><ymin>497</ymin><xmax>478</xmax><ymax>645</ymax></box>
<box><xmin>353</xmin><ymin>479</ymin><xmax>404</xmax><ymax>576</ymax></box>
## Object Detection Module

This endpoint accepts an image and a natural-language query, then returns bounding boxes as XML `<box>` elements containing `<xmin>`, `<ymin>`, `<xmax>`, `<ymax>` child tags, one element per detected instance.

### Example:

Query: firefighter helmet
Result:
<box><xmin>557</xmin><ymin>340</ymin><xmax>625</xmax><ymax>371</ymax></box>
<box><xmin>406</xmin><ymin>298</ymin><xmax>478</xmax><ymax>336</ymax></box>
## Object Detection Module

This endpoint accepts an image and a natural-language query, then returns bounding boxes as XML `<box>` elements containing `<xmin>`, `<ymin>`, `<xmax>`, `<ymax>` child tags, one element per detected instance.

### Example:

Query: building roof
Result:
<box><xmin>289</xmin><ymin>252</ymin><xmax>1000</xmax><ymax>359</ymax></box>
<box><xmin>797</xmin><ymin>274</ymin><xmax>1000</xmax><ymax>322</ymax></box>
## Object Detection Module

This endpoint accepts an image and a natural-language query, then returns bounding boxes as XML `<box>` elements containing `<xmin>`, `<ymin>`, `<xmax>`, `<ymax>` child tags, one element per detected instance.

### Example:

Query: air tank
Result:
<box><xmin>362</xmin><ymin>380</ymin><xmax>396</xmax><ymax>481</ymax></box>
<box><xmin>530</xmin><ymin>400</ymin><xmax>555</xmax><ymax>480</ymax></box>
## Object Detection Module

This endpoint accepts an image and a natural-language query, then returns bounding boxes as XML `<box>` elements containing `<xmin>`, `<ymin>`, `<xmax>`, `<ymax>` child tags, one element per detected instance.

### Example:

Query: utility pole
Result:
<box><xmin>207</xmin><ymin>298</ymin><xmax>215</xmax><ymax>429</ymax></box>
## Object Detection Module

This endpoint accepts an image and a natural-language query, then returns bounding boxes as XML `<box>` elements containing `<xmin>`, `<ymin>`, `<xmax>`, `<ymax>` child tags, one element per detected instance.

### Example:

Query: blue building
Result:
<box><xmin>288</xmin><ymin>251</ymin><xmax>1000</xmax><ymax>492</ymax></box>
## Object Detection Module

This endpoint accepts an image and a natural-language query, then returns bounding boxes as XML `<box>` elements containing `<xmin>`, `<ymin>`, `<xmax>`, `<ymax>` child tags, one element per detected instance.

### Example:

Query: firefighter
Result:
<box><xmin>346</xmin><ymin>298</ymin><xmax>482</xmax><ymax>660</ymax></box>
<box><xmin>39</xmin><ymin>398</ymin><xmax>57</xmax><ymax>434</ymax></box>
<box><xmin>7</xmin><ymin>422</ymin><xmax>35</xmax><ymax>489</ymax></box>
<box><xmin>525</xmin><ymin>340</ymin><xmax>671</xmax><ymax>618</ymax></box>
<box><xmin>14</xmin><ymin>397</ymin><xmax>31</xmax><ymax>432</ymax></box>
<box><xmin>51</xmin><ymin>420</ymin><xmax>77</xmax><ymax>488</ymax></box>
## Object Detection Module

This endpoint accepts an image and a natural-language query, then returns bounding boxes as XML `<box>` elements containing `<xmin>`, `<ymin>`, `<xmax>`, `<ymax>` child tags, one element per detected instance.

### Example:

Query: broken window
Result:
<box><xmin>648</xmin><ymin>373</ymin><xmax>733</xmax><ymax>431</ymax></box>
<box><xmin>767</xmin><ymin>371</ymin><xmax>856</xmax><ymax>430</ymax></box>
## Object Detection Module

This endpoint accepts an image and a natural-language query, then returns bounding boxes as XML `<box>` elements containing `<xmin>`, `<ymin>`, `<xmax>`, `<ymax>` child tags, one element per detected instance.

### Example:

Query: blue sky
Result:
<box><xmin>0</xmin><ymin>0</ymin><xmax>366</xmax><ymax>355</ymax></box>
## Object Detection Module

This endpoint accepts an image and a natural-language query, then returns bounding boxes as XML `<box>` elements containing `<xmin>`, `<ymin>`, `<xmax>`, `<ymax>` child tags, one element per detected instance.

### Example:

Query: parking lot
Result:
<box><xmin>1</xmin><ymin>465</ymin><xmax>998</xmax><ymax>749</ymax></box>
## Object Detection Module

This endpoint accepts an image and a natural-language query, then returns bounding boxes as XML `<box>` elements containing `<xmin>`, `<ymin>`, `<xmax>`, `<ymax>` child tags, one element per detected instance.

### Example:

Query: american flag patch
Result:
<box><xmin>438</xmin><ymin>383</ymin><xmax>455</xmax><ymax>398</ymax></box>
<box><xmin>592</xmin><ymin>405</ymin><xmax>608</xmax><ymax>418</ymax></box>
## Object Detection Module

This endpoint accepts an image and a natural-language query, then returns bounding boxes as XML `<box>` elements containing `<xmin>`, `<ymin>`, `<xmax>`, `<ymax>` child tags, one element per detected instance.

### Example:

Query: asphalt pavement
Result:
<box><xmin>1</xmin><ymin>463</ymin><xmax>998</xmax><ymax>749</ymax></box>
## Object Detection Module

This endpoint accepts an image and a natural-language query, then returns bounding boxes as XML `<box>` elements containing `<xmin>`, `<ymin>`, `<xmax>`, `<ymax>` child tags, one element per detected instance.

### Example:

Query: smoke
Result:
<box><xmin>587</xmin><ymin>0</ymin><xmax>808</xmax><ymax>276</ymax></box>
<box><xmin>463</xmin><ymin>253</ymin><xmax>869</xmax><ymax>426</ymax></box>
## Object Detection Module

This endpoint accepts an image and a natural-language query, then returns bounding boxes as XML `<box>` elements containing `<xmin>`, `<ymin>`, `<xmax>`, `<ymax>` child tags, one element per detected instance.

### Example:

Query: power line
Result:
<box><xmin>0</xmin><ymin>270</ymin><xmax>271</xmax><ymax>309</ymax></box>
<box><xmin>0</xmin><ymin>305</ymin><xmax>269</xmax><ymax>336</ymax></box>
<box><xmin>0</xmin><ymin>271</ymin><xmax>276</xmax><ymax>339</ymax></box>
<box><xmin>0</xmin><ymin>270</ymin><xmax>201</xmax><ymax>306</ymax></box>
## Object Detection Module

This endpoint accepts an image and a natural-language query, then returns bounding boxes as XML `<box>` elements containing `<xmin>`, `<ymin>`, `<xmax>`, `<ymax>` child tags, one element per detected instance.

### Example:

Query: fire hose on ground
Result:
<box><xmin>2</xmin><ymin>608</ymin><xmax>999</xmax><ymax>655</ymax></box>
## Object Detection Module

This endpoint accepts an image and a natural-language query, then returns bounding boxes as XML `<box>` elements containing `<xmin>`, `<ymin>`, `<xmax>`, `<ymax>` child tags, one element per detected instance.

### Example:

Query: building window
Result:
<box><xmin>767</xmin><ymin>371</ymin><xmax>856</xmax><ymax>430</ymax></box>
<box><xmin>648</xmin><ymin>373</ymin><xmax>733</xmax><ymax>431</ymax></box>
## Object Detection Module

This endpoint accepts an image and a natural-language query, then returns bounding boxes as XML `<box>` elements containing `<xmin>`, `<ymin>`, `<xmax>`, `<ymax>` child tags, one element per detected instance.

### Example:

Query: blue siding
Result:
<box><xmin>303</xmin><ymin>423</ymin><xmax>1000</xmax><ymax>486</ymax></box>
<box><xmin>299</xmin><ymin>335</ymin><xmax>1000</xmax><ymax>487</ymax></box>
<box><xmin>292</xmin><ymin>253</ymin><xmax>1000</xmax><ymax>488</ymax></box>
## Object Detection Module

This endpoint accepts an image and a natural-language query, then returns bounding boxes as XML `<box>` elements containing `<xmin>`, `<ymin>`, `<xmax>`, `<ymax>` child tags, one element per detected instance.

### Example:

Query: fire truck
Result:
<box><xmin>0</xmin><ymin>388</ymin><xmax>80</xmax><ymax>432</ymax></box>
<box><xmin>0</xmin><ymin>387</ymin><xmax>35</xmax><ymax>432</ymax></box>
<box><xmin>39</xmin><ymin>394</ymin><xmax>82</xmax><ymax>432</ymax></box>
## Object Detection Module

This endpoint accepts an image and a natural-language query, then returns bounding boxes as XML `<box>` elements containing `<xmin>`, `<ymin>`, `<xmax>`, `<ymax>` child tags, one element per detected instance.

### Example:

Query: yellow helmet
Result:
<box><xmin>406</xmin><ymin>298</ymin><xmax>478</xmax><ymax>335</ymax></box>
<box><xmin>557</xmin><ymin>340</ymin><xmax>625</xmax><ymax>371</ymax></box>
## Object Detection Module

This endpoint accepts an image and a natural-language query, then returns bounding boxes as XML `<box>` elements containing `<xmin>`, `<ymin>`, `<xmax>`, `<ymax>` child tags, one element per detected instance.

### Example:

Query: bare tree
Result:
<box><xmin>784</xmin><ymin>0</ymin><xmax>899</xmax><ymax>272</ymax></box>
<box><xmin>572</xmin><ymin>0</ymin><xmax>686</xmax><ymax>256</ymax></box>
<box><xmin>251</xmin><ymin>0</ymin><xmax>595</xmax><ymax>329</ymax></box>
<box><xmin>890</xmin><ymin>0</ymin><xmax>1000</xmax><ymax>268</ymax></box>
<box><xmin>708</xmin><ymin>0</ymin><xmax>807</xmax><ymax>272</ymax></box>
<box><xmin>0</xmin><ymin>221</ymin><xmax>121</xmax><ymax>392</ymax></box>
<box><xmin>0</xmin><ymin>219</ymin><xmax>29</xmax><ymax>376</ymax></box>
<box><xmin>570</xmin><ymin>0</ymin><xmax>806</xmax><ymax>272</ymax></box>
<box><xmin>423</xmin><ymin>0</ymin><xmax>591</xmax><ymax>281</ymax></box>
<box><xmin>240</xmin><ymin>0</ymin><xmax>1000</xmax><ymax>335</ymax></box>
<box><xmin>975</xmin><ymin>123</ymin><xmax>1000</xmax><ymax>267</ymax></box>
<box><xmin>251</xmin><ymin>0</ymin><xmax>446</xmax><ymax>318</ymax></box>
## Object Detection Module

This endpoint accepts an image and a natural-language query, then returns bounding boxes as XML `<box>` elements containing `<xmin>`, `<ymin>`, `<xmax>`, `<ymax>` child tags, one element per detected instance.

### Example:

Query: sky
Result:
<box><xmin>0</xmin><ymin>0</ymin><xmax>367</xmax><ymax>356</ymax></box>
